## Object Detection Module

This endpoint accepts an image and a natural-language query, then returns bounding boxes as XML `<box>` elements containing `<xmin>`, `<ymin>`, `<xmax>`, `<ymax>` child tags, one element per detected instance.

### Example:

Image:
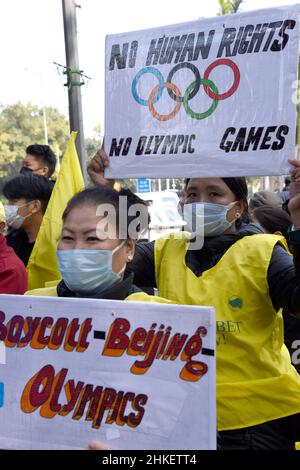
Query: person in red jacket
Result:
<box><xmin>0</xmin><ymin>202</ymin><xmax>27</xmax><ymax>294</ymax></box>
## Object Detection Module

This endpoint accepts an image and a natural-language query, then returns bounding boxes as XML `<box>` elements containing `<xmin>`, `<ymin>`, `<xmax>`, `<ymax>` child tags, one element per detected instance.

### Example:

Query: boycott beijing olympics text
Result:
<box><xmin>0</xmin><ymin>311</ymin><xmax>208</xmax><ymax>429</ymax></box>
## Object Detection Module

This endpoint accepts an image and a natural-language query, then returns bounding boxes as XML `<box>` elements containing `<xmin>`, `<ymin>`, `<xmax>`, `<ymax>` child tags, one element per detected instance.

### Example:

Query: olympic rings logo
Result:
<box><xmin>131</xmin><ymin>59</ymin><xmax>240</xmax><ymax>121</ymax></box>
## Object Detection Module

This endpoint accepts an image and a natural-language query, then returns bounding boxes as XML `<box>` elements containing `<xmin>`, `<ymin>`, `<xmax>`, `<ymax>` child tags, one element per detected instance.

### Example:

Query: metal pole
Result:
<box><xmin>62</xmin><ymin>0</ymin><xmax>87</xmax><ymax>181</ymax></box>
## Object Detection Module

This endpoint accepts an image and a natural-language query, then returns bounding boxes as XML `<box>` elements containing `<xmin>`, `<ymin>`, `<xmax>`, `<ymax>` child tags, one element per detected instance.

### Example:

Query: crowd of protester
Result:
<box><xmin>1</xmin><ymin>142</ymin><xmax>300</xmax><ymax>450</ymax></box>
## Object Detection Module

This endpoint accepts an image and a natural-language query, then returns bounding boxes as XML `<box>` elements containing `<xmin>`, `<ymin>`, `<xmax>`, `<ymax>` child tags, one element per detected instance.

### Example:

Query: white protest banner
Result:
<box><xmin>0</xmin><ymin>295</ymin><xmax>215</xmax><ymax>450</ymax></box>
<box><xmin>105</xmin><ymin>5</ymin><xmax>300</xmax><ymax>179</ymax></box>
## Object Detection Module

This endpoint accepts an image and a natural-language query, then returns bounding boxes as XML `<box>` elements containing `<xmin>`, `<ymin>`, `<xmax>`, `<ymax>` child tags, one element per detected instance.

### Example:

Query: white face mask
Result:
<box><xmin>4</xmin><ymin>203</ymin><xmax>32</xmax><ymax>230</ymax></box>
<box><xmin>179</xmin><ymin>201</ymin><xmax>238</xmax><ymax>237</ymax></box>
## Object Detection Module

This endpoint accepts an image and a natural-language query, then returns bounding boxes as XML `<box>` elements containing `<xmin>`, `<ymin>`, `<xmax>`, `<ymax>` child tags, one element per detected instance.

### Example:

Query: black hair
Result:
<box><xmin>26</xmin><ymin>144</ymin><xmax>57</xmax><ymax>178</ymax></box>
<box><xmin>249</xmin><ymin>190</ymin><xmax>282</xmax><ymax>211</ymax></box>
<box><xmin>62</xmin><ymin>187</ymin><xmax>150</xmax><ymax>240</ymax></box>
<box><xmin>252</xmin><ymin>205</ymin><xmax>292</xmax><ymax>240</ymax></box>
<box><xmin>184</xmin><ymin>177</ymin><xmax>249</xmax><ymax>226</ymax></box>
<box><xmin>3</xmin><ymin>174</ymin><xmax>54</xmax><ymax>213</ymax></box>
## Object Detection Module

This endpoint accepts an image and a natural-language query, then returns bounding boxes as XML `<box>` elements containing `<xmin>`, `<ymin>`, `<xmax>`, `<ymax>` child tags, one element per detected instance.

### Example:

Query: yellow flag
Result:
<box><xmin>27</xmin><ymin>132</ymin><xmax>85</xmax><ymax>290</ymax></box>
<box><xmin>0</xmin><ymin>201</ymin><xmax>6</xmax><ymax>223</ymax></box>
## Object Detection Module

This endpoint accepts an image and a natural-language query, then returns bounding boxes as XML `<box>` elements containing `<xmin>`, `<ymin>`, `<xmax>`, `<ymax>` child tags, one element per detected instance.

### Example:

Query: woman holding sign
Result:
<box><xmin>27</xmin><ymin>186</ymin><xmax>167</xmax><ymax>304</ymax></box>
<box><xmin>88</xmin><ymin>149</ymin><xmax>300</xmax><ymax>450</ymax></box>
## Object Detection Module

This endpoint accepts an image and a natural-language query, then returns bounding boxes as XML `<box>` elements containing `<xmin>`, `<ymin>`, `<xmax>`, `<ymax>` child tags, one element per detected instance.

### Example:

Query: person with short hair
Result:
<box><xmin>248</xmin><ymin>190</ymin><xmax>282</xmax><ymax>218</ymax></box>
<box><xmin>3</xmin><ymin>174</ymin><xmax>54</xmax><ymax>266</ymax></box>
<box><xmin>0</xmin><ymin>201</ymin><xmax>27</xmax><ymax>294</ymax></box>
<box><xmin>252</xmin><ymin>205</ymin><xmax>292</xmax><ymax>240</ymax></box>
<box><xmin>20</xmin><ymin>144</ymin><xmax>57</xmax><ymax>179</ymax></box>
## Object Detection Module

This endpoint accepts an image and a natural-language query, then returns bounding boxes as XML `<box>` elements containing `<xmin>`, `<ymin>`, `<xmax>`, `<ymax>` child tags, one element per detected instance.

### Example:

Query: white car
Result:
<box><xmin>136</xmin><ymin>191</ymin><xmax>186</xmax><ymax>241</ymax></box>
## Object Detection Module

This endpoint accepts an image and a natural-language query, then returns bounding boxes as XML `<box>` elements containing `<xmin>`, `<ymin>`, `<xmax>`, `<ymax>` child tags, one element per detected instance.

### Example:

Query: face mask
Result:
<box><xmin>20</xmin><ymin>167</ymin><xmax>33</xmax><ymax>175</ymax></box>
<box><xmin>56</xmin><ymin>241</ymin><xmax>127</xmax><ymax>295</ymax></box>
<box><xmin>179</xmin><ymin>201</ymin><xmax>238</xmax><ymax>237</ymax></box>
<box><xmin>20</xmin><ymin>166</ymin><xmax>46</xmax><ymax>176</ymax></box>
<box><xmin>3</xmin><ymin>203</ymin><xmax>32</xmax><ymax>230</ymax></box>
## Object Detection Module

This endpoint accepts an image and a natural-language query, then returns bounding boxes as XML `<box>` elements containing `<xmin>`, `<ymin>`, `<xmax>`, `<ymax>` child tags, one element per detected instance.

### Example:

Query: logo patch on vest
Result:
<box><xmin>228</xmin><ymin>296</ymin><xmax>243</xmax><ymax>309</ymax></box>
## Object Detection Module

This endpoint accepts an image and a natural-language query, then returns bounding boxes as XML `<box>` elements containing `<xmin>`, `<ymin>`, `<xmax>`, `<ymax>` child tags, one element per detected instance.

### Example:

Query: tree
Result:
<box><xmin>218</xmin><ymin>0</ymin><xmax>243</xmax><ymax>15</ymax></box>
<box><xmin>0</xmin><ymin>102</ymin><xmax>69</xmax><ymax>184</ymax></box>
<box><xmin>85</xmin><ymin>124</ymin><xmax>102</xmax><ymax>160</ymax></box>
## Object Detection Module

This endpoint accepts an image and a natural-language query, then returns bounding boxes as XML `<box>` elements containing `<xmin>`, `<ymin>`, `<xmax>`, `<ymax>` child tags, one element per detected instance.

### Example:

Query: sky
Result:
<box><xmin>0</xmin><ymin>0</ymin><xmax>298</xmax><ymax>138</ymax></box>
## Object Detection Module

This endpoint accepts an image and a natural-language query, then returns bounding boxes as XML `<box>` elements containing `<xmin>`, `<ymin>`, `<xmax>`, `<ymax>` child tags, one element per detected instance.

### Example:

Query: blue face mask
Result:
<box><xmin>56</xmin><ymin>241</ymin><xmax>126</xmax><ymax>295</ymax></box>
<box><xmin>179</xmin><ymin>201</ymin><xmax>238</xmax><ymax>237</ymax></box>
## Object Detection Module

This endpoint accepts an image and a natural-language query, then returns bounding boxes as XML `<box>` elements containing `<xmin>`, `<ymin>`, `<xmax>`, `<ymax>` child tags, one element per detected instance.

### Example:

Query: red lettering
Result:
<box><xmin>128</xmin><ymin>328</ymin><xmax>147</xmax><ymax>356</ymax></box>
<box><xmin>6</xmin><ymin>316</ymin><xmax>24</xmax><ymax>346</ymax></box>
<box><xmin>76</xmin><ymin>319</ymin><xmax>93</xmax><ymax>352</ymax></box>
<box><xmin>181</xmin><ymin>333</ymin><xmax>202</xmax><ymax>361</ymax></box>
<box><xmin>19</xmin><ymin>317</ymin><xmax>41</xmax><ymax>346</ymax></box>
<box><xmin>72</xmin><ymin>384</ymin><xmax>102</xmax><ymax>421</ymax></box>
<box><xmin>49</xmin><ymin>318</ymin><xmax>69</xmax><ymax>349</ymax></box>
<box><xmin>37</xmin><ymin>317</ymin><xmax>53</xmax><ymax>346</ymax></box>
<box><xmin>60</xmin><ymin>380</ymin><xmax>84</xmax><ymax>415</ymax></box>
<box><xmin>28</xmin><ymin>364</ymin><xmax>55</xmax><ymax>408</ymax></box>
<box><xmin>0</xmin><ymin>311</ymin><xmax>7</xmax><ymax>340</ymax></box>
<box><xmin>64</xmin><ymin>319</ymin><xmax>80</xmax><ymax>351</ymax></box>
<box><xmin>162</xmin><ymin>333</ymin><xmax>188</xmax><ymax>361</ymax></box>
<box><xmin>131</xmin><ymin>329</ymin><xmax>164</xmax><ymax>374</ymax></box>
<box><xmin>127</xmin><ymin>394</ymin><xmax>148</xmax><ymax>427</ymax></box>
<box><xmin>180</xmin><ymin>360</ymin><xmax>208</xmax><ymax>382</ymax></box>
<box><xmin>49</xmin><ymin>368</ymin><xmax>69</xmax><ymax>413</ymax></box>
<box><xmin>102</xmin><ymin>318</ymin><xmax>130</xmax><ymax>357</ymax></box>
<box><xmin>116</xmin><ymin>392</ymin><xmax>135</xmax><ymax>426</ymax></box>
<box><xmin>105</xmin><ymin>391</ymin><xmax>124</xmax><ymax>424</ymax></box>
<box><xmin>93</xmin><ymin>388</ymin><xmax>117</xmax><ymax>429</ymax></box>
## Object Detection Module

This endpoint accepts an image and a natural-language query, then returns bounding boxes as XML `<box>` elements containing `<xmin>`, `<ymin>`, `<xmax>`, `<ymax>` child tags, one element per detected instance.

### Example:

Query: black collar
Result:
<box><xmin>185</xmin><ymin>224</ymin><xmax>262</xmax><ymax>277</ymax></box>
<box><xmin>56</xmin><ymin>272</ymin><xmax>140</xmax><ymax>300</ymax></box>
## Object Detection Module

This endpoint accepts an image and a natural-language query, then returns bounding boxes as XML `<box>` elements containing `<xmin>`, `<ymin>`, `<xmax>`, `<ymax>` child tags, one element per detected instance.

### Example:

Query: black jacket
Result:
<box><xmin>6</xmin><ymin>228</ymin><xmax>34</xmax><ymax>266</ymax></box>
<box><xmin>56</xmin><ymin>272</ymin><xmax>141</xmax><ymax>301</ymax></box>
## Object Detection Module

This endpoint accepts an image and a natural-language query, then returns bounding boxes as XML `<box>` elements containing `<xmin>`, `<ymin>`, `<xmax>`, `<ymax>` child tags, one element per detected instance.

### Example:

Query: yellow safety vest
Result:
<box><xmin>155</xmin><ymin>232</ymin><xmax>300</xmax><ymax>431</ymax></box>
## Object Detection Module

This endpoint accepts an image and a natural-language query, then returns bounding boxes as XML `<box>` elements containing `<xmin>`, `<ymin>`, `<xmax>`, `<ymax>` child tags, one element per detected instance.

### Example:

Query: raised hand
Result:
<box><xmin>88</xmin><ymin>440</ymin><xmax>110</xmax><ymax>450</ymax></box>
<box><xmin>87</xmin><ymin>144</ymin><xmax>115</xmax><ymax>189</ymax></box>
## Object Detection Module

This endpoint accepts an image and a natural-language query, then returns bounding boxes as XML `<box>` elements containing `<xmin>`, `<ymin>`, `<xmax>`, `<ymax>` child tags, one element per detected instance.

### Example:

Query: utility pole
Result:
<box><xmin>62</xmin><ymin>0</ymin><xmax>87</xmax><ymax>180</ymax></box>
